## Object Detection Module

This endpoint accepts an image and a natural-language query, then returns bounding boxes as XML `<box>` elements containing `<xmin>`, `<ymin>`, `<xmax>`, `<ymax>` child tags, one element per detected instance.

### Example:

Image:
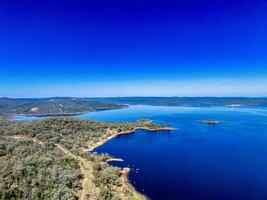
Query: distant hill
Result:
<box><xmin>1</xmin><ymin>97</ymin><xmax>267</xmax><ymax>116</ymax></box>
<box><xmin>92</xmin><ymin>97</ymin><xmax>267</xmax><ymax>107</ymax></box>
<box><xmin>0</xmin><ymin>97</ymin><xmax>127</xmax><ymax>116</ymax></box>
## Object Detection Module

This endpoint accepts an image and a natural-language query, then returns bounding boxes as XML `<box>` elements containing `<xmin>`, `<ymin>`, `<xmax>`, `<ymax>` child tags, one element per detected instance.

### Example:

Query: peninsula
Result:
<box><xmin>0</xmin><ymin>116</ymin><xmax>172</xmax><ymax>200</ymax></box>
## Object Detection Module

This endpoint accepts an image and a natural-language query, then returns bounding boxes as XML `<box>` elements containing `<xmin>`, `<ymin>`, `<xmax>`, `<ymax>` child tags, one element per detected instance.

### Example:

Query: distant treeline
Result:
<box><xmin>1</xmin><ymin>97</ymin><xmax>267</xmax><ymax>116</ymax></box>
<box><xmin>0</xmin><ymin>97</ymin><xmax>127</xmax><ymax>116</ymax></box>
<box><xmin>92</xmin><ymin>97</ymin><xmax>267</xmax><ymax>107</ymax></box>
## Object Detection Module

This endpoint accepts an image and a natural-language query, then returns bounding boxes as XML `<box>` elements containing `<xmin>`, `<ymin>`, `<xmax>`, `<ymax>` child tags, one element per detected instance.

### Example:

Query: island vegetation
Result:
<box><xmin>0</xmin><ymin>116</ymin><xmax>171</xmax><ymax>200</ymax></box>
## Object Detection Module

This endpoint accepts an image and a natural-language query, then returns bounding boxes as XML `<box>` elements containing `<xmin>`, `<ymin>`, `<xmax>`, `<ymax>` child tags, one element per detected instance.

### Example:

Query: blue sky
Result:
<box><xmin>1</xmin><ymin>0</ymin><xmax>266</xmax><ymax>97</ymax></box>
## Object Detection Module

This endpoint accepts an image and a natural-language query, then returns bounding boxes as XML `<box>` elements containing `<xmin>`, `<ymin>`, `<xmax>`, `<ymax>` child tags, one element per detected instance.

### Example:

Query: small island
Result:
<box><xmin>199</xmin><ymin>120</ymin><xmax>221</xmax><ymax>124</ymax></box>
<box><xmin>226</xmin><ymin>104</ymin><xmax>243</xmax><ymax>107</ymax></box>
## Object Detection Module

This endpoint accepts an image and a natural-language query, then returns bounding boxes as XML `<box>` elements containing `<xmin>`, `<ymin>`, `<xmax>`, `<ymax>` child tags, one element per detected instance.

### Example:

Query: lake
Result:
<box><xmin>14</xmin><ymin>105</ymin><xmax>267</xmax><ymax>200</ymax></box>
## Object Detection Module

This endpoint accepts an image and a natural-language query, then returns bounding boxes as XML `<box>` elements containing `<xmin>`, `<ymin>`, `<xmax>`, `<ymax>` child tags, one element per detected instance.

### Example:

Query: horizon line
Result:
<box><xmin>1</xmin><ymin>96</ymin><xmax>267</xmax><ymax>99</ymax></box>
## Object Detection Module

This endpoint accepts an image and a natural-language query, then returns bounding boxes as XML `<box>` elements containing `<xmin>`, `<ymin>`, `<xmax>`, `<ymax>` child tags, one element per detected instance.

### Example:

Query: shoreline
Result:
<box><xmin>7</xmin><ymin>105</ymin><xmax>129</xmax><ymax>119</ymax></box>
<box><xmin>84</xmin><ymin>124</ymin><xmax>175</xmax><ymax>200</ymax></box>
<box><xmin>121</xmin><ymin>167</ymin><xmax>150</xmax><ymax>200</ymax></box>
<box><xmin>9</xmin><ymin>112</ymin><xmax>90</xmax><ymax>118</ymax></box>
<box><xmin>87</xmin><ymin>126</ymin><xmax>176</xmax><ymax>152</ymax></box>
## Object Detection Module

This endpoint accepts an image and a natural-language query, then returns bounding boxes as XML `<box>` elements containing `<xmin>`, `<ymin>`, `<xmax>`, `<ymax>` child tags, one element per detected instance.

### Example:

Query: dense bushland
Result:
<box><xmin>0</xmin><ymin>97</ymin><xmax>126</xmax><ymax>116</ymax></box>
<box><xmin>0</xmin><ymin>116</ymin><xmax>165</xmax><ymax>199</ymax></box>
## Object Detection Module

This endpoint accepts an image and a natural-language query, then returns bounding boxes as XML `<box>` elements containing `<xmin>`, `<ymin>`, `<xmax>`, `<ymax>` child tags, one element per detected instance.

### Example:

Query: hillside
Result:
<box><xmin>0</xmin><ymin>98</ymin><xmax>127</xmax><ymax>116</ymax></box>
<box><xmin>93</xmin><ymin>97</ymin><xmax>267</xmax><ymax>107</ymax></box>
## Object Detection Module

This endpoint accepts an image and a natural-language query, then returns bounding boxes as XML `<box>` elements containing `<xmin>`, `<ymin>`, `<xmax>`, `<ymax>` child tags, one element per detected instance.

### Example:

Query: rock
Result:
<box><xmin>30</xmin><ymin>107</ymin><xmax>40</xmax><ymax>112</ymax></box>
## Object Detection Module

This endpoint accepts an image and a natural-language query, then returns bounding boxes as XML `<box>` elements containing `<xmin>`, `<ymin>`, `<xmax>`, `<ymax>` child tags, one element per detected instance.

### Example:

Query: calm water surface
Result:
<box><xmin>15</xmin><ymin>105</ymin><xmax>267</xmax><ymax>200</ymax></box>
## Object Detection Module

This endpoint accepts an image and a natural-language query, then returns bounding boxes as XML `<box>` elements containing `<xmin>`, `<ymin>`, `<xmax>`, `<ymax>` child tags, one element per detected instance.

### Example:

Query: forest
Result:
<box><xmin>0</xmin><ymin>98</ymin><xmax>126</xmax><ymax>116</ymax></box>
<box><xmin>0</xmin><ymin>116</ymin><xmax>166</xmax><ymax>200</ymax></box>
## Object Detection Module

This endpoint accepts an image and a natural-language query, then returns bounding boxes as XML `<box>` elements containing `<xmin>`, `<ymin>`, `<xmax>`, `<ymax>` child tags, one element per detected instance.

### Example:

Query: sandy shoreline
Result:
<box><xmin>87</xmin><ymin>126</ymin><xmax>176</xmax><ymax>152</ymax></box>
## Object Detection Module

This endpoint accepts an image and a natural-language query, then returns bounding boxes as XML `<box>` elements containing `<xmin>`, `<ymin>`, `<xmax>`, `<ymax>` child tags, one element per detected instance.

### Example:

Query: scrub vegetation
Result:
<box><xmin>0</xmin><ymin>97</ymin><xmax>126</xmax><ymax>116</ymax></box>
<box><xmin>0</xmin><ymin>116</ymin><xmax>169</xmax><ymax>200</ymax></box>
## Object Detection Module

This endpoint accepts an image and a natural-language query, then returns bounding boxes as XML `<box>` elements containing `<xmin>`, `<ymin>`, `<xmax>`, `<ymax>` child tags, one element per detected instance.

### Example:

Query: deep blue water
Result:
<box><xmin>14</xmin><ymin>105</ymin><xmax>267</xmax><ymax>200</ymax></box>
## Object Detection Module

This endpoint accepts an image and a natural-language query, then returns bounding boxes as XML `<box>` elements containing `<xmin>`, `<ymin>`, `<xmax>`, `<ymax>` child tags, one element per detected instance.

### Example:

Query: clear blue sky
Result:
<box><xmin>1</xmin><ymin>0</ymin><xmax>266</xmax><ymax>97</ymax></box>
